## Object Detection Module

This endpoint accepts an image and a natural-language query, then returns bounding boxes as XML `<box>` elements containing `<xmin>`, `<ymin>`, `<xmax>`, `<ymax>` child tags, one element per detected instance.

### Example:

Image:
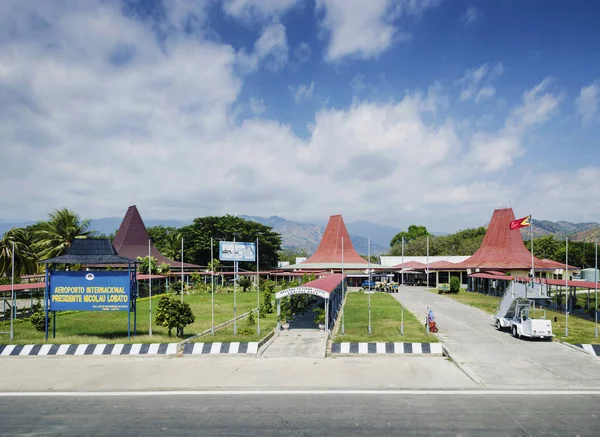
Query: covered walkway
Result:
<box><xmin>275</xmin><ymin>273</ymin><xmax>345</xmax><ymax>333</ymax></box>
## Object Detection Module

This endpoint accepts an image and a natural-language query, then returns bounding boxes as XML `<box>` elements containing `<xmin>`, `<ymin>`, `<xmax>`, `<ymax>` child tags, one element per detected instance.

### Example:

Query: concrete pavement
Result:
<box><xmin>392</xmin><ymin>287</ymin><xmax>600</xmax><ymax>388</ymax></box>
<box><xmin>260</xmin><ymin>329</ymin><xmax>328</xmax><ymax>358</ymax></box>
<box><xmin>0</xmin><ymin>355</ymin><xmax>476</xmax><ymax>392</ymax></box>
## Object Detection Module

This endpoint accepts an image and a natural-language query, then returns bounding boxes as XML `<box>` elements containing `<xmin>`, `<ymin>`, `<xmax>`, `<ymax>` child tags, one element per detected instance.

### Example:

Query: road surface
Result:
<box><xmin>1</xmin><ymin>391</ymin><xmax>599</xmax><ymax>436</ymax></box>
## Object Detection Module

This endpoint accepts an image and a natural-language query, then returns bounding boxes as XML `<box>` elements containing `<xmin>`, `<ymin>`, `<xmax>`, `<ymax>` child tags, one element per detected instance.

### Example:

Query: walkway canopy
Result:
<box><xmin>275</xmin><ymin>274</ymin><xmax>345</xmax><ymax>332</ymax></box>
<box><xmin>275</xmin><ymin>274</ymin><xmax>344</xmax><ymax>300</ymax></box>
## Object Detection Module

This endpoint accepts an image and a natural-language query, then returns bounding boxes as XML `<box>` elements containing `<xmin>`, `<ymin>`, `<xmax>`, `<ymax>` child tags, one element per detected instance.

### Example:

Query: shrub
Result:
<box><xmin>260</xmin><ymin>280</ymin><xmax>275</xmax><ymax>315</ymax></box>
<box><xmin>246</xmin><ymin>311</ymin><xmax>256</xmax><ymax>326</ymax></box>
<box><xmin>30</xmin><ymin>311</ymin><xmax>51</xmax><ymax>332</ymax></box>
<box><xmin>450</xmin><ymin>276</ymin><xmax>460</xmax><ymax>294</ymax></box>
<box><xmin>170</xmin><ymin>280</ymin><xmax>183</xmax><ymax>295</ymax></box>
<box><xmin>238</xmin><ymin>276</ymin><xmax>253</xmax><ymax>292</ymax></box>
<box><xmin>155</xmin><ymin>296</ymin><xmax>195</xmax><ymax>337</ymax></box>
<box><xmin>313</xmin><ymin>307</ymin><xmax>325</xmax><ymax>325</ymax></box>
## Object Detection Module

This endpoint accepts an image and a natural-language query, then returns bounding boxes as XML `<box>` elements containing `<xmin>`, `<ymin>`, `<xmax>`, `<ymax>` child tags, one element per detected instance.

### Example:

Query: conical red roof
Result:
<box><xmin>113</xmin><ymin>206</ymin><xmax>197</xmax><ymax>268</ymax></box>
<box><xmin>456</xmin><ymin>208</ymin><xmax>556</xmax><ymax>270</ymax></box>
<box><xmin>303</xmin><ymin>215</ymin><xmax>368</xmax><ymax>264</ymax></box>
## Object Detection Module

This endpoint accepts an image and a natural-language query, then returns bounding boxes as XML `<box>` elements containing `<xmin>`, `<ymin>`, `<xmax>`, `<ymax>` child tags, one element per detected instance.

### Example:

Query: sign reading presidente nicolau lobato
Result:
<box><xmin>49</xmin><ymin>271</ymin><xmax>131</xmax><ymax>311</ymax></box>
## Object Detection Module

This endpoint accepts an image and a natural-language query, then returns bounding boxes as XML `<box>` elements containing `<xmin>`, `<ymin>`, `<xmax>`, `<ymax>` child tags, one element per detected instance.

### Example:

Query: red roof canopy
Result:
<box><xmin>301</xmin><ymin>273</ymin><xmax>345</xmax><ymax>294</ymax></box>
<box><xmin>0</xmin><ymin>282</ymin><xmax>45</xmax><ymax>292</ymax></box>
<box><xmin>303</xmin><ymin>215</ymin><xmax>367</xmax><ymax>265</ymax></box>
<box><xmin>113</xmin><ymin>205</ymin><xmax>198</xmax><ymax>268</ymax></box>
<box><xmin>454</xmin><ymin>208</ymin><xmax>568</xmax><ymax>271</ymax></box>
<box><xmin>392</xmin><ymin>260</ymin><xmax>426</xmax><ymax>270</ymax></box>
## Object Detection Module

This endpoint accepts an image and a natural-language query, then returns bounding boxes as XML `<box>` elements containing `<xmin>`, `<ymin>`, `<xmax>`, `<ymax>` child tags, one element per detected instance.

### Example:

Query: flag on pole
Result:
<box><xmin>509</xmin><ymin>215</ymin><xmax>531</xmax><ymax>230</ymax></box>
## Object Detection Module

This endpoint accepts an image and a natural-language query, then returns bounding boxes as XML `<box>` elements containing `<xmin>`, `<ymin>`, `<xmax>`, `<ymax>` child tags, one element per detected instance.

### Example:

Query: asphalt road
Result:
<box><xmin>1</xmin><ymin>391</ymin><xmax>599</xmax><ymax>436</ymax></box>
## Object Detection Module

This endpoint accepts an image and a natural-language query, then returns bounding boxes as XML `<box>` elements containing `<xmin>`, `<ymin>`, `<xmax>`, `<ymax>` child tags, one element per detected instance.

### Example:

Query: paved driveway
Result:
<box><xmin>391</xmin><ymin>287</ymin><xmax>600</xmax><ymax>388</ymax></box>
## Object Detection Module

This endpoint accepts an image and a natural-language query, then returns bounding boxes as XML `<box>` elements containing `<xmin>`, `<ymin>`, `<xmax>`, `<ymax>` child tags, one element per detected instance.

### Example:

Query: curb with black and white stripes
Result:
<box><xmin>331</xmin><ymin>342</ymin><xmax>443</xmax><ymax>355</ymax></box>
<box><xmin>182</xmin><ymin>342</ymin><xmax>258</xmax><ymax>355</ymax></box>
<box><xmin>0</xmin><ymin>342</ymin><xmax>258</xmax><ymax>357</ymax></box>
<box><xmin>577</xmin><ymin>344</ymin><xmax>600</xmax><ymax>357</ymax></box>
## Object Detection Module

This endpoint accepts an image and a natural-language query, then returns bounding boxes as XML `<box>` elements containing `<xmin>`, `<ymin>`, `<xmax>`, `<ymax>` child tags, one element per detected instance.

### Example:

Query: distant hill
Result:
<box><xmin>239</xmin><ymin>215</ymin><xmax>388</xmax><ymax>255</ymax></box>
<box><xmin>571</xmin><ymin>226</ymin><xmax>600</xmax><ymax>242</ymax></box>
<box><xmin>522</xmin><ymin>219</ymin><xmax>599</xmax><ymax>240</ymax></box>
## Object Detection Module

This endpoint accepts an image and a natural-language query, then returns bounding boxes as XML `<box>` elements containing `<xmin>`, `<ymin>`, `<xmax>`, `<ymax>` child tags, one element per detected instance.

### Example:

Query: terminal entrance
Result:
<box><xmin>260</xmin><ymin>274</ymin><xmax>344</xmax><ymax>358</ymax></box>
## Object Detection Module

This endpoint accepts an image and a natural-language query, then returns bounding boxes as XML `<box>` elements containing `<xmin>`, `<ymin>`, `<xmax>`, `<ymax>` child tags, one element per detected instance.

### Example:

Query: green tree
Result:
<box><xmin>0</xmin><ymin>228</ymin><xmax>37</xmax><ymax>277</ymax></box>
<box><xmin>180</xmin><ymin>215</ymin><xmax>282</xmax><ymax>269</ymax></box>
<box><xmin>238</xmin><ymin>276</ymin><xmax>253</xmax><ymax>292</ymax></box>
<box><xmin>32</xmin><ymin>208</ymin><xmax>93</xmax><ymax>260</ymax></box>
<box><xmin>207</xmin><ymin>258</ymin><xmax>221</xmax><ymax>272</ymax></box>
<box><xmin>136</xmin><ymin>256</ymin><xmax>157</xmax><ymax>275</ymax></box>
<box><xmin>147</xmin><ymin>226</ymin><xmax>181</xmax><ymax>260</ymax></box>
<box><xmin>155</xmin><ymin>296</ymin><xmax>195</xmax><ymax>336</ymax></box>
<box><xmin>390</xmin><ymin>225</ymin><xmax>431</xmax><ymax>247</ymax></box>
<box><xmin>533</xmin><ymin>235</ymin><xmax>559</xmax><ymax>260</ymax></box>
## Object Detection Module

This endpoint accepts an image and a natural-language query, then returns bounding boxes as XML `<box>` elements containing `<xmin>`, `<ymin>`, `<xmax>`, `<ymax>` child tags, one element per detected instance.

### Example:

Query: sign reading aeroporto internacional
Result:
<box><xmin>50</xmin><ymin>271</ymin><xmax>131</xmax><ymax>311</ymax></box>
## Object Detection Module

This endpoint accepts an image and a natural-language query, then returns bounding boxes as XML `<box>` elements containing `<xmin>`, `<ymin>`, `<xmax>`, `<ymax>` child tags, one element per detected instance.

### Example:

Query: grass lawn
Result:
<box><xmin>434</xmin><ymin>289</ymin><xmax>600</xmax><ymax>345</ymax></box>
<box><xmin>434</xmin><ymin>289</ymin><xmax>501</xmax><ymax>314</ymax></box>
<box><xmin>192</xmin><ymin>311</ymin><xmax>278</xmax><ymax>343</ymax></box>
<box><xmin>334</xmin><ymin>291</ymin><xmax>437</xmax><ymax>343</ymax></box>
<box><xmin>0</xmin><ymin>291</ymin><xmax>264</xmax><ymax>345</ymax></box>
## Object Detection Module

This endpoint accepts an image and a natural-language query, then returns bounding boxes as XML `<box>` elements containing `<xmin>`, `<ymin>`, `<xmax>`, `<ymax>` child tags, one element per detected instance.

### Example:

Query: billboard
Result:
<box><xmin>49</xmin><ymin>271</ymin><xmax>131</xmax><ymax>311</ymax></box>
<box><xmin>219</xmin><ymin>241</ymin><xmax>256</xmax><ymax>262</ymax></box>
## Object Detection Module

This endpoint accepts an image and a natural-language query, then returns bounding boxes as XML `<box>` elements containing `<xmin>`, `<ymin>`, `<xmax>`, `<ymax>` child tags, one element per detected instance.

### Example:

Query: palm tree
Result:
<box><xmin>163</xmin><ymin>232</ymin><xmax>182</xmax><ymax>261</ymax></box>
<box><xmin>32</xmin><ymin>208</ymin><xmax>93</xmax><ymax>260</ymax></box>
<box><xmin>0</xmin><ymin>228</ymin><xmax>37</xmax><ymax>277</ymax></box>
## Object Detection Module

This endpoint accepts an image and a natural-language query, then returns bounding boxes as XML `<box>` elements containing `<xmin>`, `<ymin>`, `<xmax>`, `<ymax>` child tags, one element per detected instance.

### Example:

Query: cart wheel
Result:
<box><xmin>512</xmin><ymin>326</ymin><xmax>519</xmax><ymax>338</ymax></box>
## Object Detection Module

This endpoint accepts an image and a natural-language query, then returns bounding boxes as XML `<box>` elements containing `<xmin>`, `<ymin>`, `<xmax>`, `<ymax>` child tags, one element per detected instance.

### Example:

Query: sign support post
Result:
<box><xmin>44</xmin><ymin>265</ymin><xmax>49</xmax><ymax>341</ymax></box>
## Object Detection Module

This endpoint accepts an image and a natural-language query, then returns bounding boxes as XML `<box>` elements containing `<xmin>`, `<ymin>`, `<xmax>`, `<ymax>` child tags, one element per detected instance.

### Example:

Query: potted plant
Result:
<box><xmin>314</xmin><ymin>307</ymin><xmax>326</xmax><ymax>330</ymax></box>
<box><xmin>278</xmin><ymin>313</ymin><xmax>289</xmax><ymax>330</ymax></box>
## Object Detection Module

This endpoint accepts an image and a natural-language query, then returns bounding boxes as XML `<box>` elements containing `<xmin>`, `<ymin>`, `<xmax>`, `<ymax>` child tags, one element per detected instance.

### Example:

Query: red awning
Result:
<box><xmin>0</xmin><ymin>282</ymin><xmax>46</xmax><ymax>292</ymax></box>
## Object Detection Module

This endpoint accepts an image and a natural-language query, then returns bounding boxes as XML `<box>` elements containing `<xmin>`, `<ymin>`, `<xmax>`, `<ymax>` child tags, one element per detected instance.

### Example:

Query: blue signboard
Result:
<box><xmin>219</xmin><ymin>241</ymin><xmax>256</xmax><ymax>261</ymax></box>
<box><xmin>50</xmin><ymin>271</ymin><xmax>131</xmax><ymax>311</ymax></box>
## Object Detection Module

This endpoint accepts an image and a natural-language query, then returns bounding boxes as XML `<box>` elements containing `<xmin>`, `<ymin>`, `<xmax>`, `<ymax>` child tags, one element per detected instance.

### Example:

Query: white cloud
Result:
<box><xmin>223</xmin><ymin>0</ymin><xmax>301</xmax><ymax>19</ymax></box>
<box><xmin>0</xmin><ymin>1</ymin><xmax>597</xmax><ymax>232</ymax></box>
<box><xmin>289</xmin><ymin>82</ymin><xmax>315</xmax><ymax>103</ymax></box>
<box><xmin>459</xmin><ymin>62</ymin><xmax>504</xmax><ymax>102</ymax></box>
<box><xmin>249</xmin><ymin>97</ymin><xmax>266</xmax><ymax>115</ymax></box>
<box><xmin>316</xmin><ymin>0</ymin><xmax>440</xmax><ymax>62</ymax></box>
<box><xmin>576</xmin><ymin>82</ymin><xmax>599</xmax><ymax>125</ymax></box>
<box><xmin>461</xmin><ymin>6</ymin><xmax>481</xmax><ymax>26</ymax></box>
<box><xmin>294</xmin><ymin>42</ymin><xmax>311</xmax><ymax>63</ymax></box>
<box><xmin>236</xmin><ymin>22</ymin><xmax>289</xmax><ymax>73</ymax></box>
<box><xmin>467</xmin><ymin>78</ymin><xmax>560</xmax><ymax>171</ymax></box>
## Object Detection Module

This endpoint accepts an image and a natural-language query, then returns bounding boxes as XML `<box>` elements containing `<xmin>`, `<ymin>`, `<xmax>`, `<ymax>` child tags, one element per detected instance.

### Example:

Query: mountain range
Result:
<box><xmin>2</xmin><ymin>215</ymin><xmax>599</xmax><ymax>256</ymax></box>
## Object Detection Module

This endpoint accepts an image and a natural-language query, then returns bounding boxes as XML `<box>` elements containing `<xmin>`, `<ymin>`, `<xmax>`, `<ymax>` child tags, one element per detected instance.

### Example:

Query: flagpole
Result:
<box><xmin>211</xmin><ymin>237</ymin><xmax>215</xmax><ymax>336</ymax></box>
<box><xmin>10</xmin><ymin>241</ymin><xmax>15</xmax><ymax>341</ymax></box>
<box><xmin>595</xmin><ymin>238</ymin><xmax>598</xmax><ymax>338</ymax></box>
<box><xmin>181</xmin><ymin>237</ymin><xmax>184</xmax><ymax>304</ymax></box>
<box><xmin>341</xmin><ymin>236</ymin><xmax>345</xmax><ymax>335</ymax></box>
<box><xmin>400</xmin><ymin>236</ymin><xmax>404</xmax><ymax>336</ymax></box>
<box><xmin>148</xmin><ymin>239</ymin><xmax>152</xmax><ymax>336</ymax></box>
<box><xmin>565</xmin><ymin>237</ymin><xmax>569</xmax><ymax>337</ymax></box>
<box><xmin>368</xmin><ymin>237</ymin><xmax>372</xmax><ymax>336</ymax></box>
<box><xmin>256</xmin><ymin>237</ymin><xmax>260</xmax><ymax>335</ymax></box>
<box><xmin>426</xmin><ymin>235</ymin><xmax>430</xmax><ymax>336</ymax></box>
<box><xmin>233</xmin><ymin>238</ymin><xmax>237</xmax><ymax>336</ymax></box>
<box><xmin>530</xmin><ymin>213</ymin><xmax>535</xmax><ymax>284</ymax></box>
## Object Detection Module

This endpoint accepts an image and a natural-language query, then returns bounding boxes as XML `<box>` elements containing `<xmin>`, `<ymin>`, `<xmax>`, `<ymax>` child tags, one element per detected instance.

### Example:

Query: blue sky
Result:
<box><xmin>1</xmin><ymin>0</ymin><xmax>599</xmax><ymax>232</ymax></box>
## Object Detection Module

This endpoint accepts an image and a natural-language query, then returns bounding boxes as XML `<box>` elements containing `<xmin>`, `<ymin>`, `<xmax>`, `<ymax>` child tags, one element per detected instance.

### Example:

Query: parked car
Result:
<box><xmin>361</xmin><ymin>280</ymin><xmax>377</xmax><ymax>289</ymax></box>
